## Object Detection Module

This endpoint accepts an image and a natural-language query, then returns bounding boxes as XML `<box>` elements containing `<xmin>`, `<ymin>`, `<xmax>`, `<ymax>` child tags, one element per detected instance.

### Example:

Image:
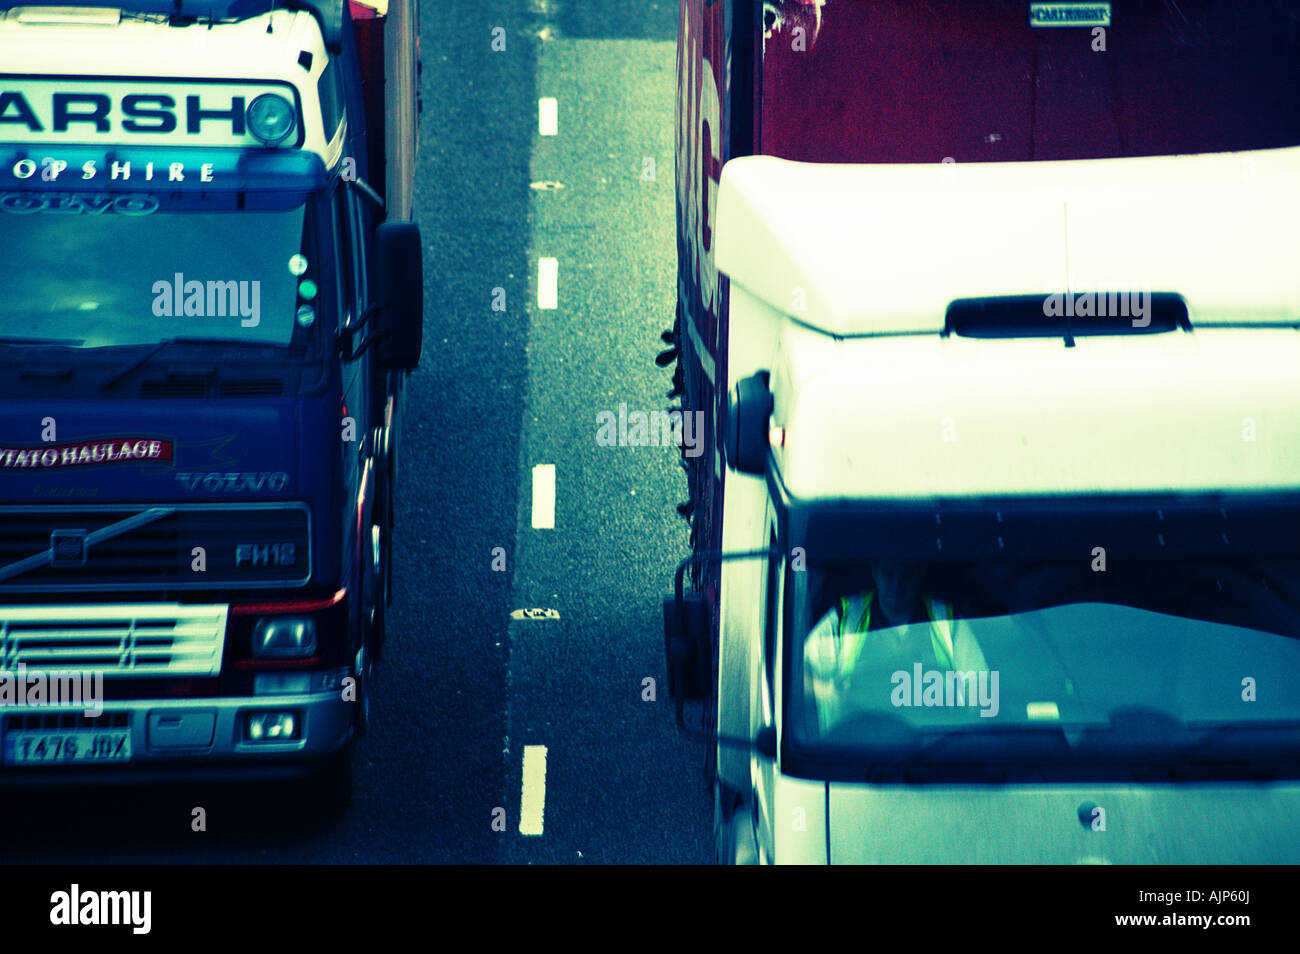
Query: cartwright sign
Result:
<box><xmin>1029</xmin><ymin>3</ymin><xmax>1111</xmax><ymax>27</ymax></box>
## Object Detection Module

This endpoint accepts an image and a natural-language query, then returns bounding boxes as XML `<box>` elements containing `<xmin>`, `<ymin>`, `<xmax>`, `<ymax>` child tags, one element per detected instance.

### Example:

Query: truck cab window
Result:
<box><xmin>318</xmin><ymin>58</ymin><xmax>346</xmax><ymax>140</ymax></box>
<box><xmin>790</xmin><ymin>502</ymin><xmax>1300</xmax><ymax>751</ymax></box>
<box><xmin>333</xmin><ymin>184</ymin><xmax>359</xmax><ymax>327</ymax></box>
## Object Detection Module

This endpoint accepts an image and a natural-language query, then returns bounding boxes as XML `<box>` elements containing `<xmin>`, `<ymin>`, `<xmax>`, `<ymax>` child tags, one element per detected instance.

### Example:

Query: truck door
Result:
<box><xmin>335</xmin><ymin>180</ymin><xmax>372</xmax><ymax>434</ymax></box>
<box><xmin>332</xmin><ymin>176</ymin><xmax>379</xmax><ymax>625</ymax></box>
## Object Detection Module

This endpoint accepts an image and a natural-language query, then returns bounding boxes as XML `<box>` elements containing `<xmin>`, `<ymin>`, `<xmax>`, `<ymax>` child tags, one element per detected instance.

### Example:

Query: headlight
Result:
<box><xmin>246</xmin><ymin>93</ymin><xmax>297</xmax><ymax>145</ymax></box>
<box><xmin>252</xmin><ymin>617</ymin><xmax>317</xmax><ymax>658</ymax></box>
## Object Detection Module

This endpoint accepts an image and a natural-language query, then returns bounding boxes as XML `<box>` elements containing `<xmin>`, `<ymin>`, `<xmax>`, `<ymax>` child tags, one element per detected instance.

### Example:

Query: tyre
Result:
<box><xmin>714</xmin><ymin>781</ymin><xmax>759</xmax><ymax>865</ymax></box>
<box><xmin>320</xmin><ymin>742</ymin><xmax>356</xmax><ymax>816</ymax></box>
<box><xmin>296</xmin><ymin>741</ymin><xmax>356</xmax><ymax>822</ymax></box>
<box><xmin>364</xmin><ymin>424</ymin><xmax>392</xmax><ymax>662</ymax></box>
<box><xmin>367</xmin><ymin>522</ymin><xmax>389</xmax><ymax>662</ymax></box>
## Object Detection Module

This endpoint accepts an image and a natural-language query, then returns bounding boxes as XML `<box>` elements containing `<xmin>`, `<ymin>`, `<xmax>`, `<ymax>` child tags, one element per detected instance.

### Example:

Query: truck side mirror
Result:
<box><xmin>663</xmin><ymin>592</ymin><xmax>711</xmax><ymax>701</ymax></box>
<box><xmin>375</xmin><ymin>221</ymin><xmax>424</xmax><ymax>371</ymax></box>
<box><xmin>725</xmin><ymin>371</ymin><xmax>772</xmax><ymax>475</ymax></box>
<box><xmin>664</xmin><ymin>545</ymin><xmax>782</xmax><ymax>742</ymax></box>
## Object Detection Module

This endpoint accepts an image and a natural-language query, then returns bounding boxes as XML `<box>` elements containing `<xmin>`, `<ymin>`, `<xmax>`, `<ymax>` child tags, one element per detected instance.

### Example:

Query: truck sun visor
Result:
<box><xmin>944</xmin><ymin>293</ymin><xmax>1190</xmax><ymax>339</ymax></box>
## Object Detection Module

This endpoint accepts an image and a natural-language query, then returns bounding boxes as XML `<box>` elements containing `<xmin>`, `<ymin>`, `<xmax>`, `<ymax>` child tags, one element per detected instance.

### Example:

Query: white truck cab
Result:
<box><xmin>667</xmin><ymin>147</ymin><xmax>1300</xmax><ymax>864</ymax></box>
<box><xmin>668</xmin><ymin>0</ymin><xmax>1300</xmax><ymax>866</ymax></box>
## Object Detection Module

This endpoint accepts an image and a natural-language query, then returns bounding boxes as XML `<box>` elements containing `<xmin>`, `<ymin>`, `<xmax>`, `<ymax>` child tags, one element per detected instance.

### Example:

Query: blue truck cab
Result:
<box><xmin>0</xmin><ymin>0</ymin><xmax>423</xmax><ymax>800</ymax></box>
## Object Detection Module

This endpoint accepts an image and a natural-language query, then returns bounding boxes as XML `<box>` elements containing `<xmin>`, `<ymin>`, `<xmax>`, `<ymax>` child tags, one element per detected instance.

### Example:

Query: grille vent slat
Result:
<box><xmin>0</xmin><ymin>506</ymin><xmax>309</xmax><ymax>590</ymax></box>
<box><xmin>0</xmin><ymin>603</ymin><xmax>227</xmax><ymax>678</ymax></box>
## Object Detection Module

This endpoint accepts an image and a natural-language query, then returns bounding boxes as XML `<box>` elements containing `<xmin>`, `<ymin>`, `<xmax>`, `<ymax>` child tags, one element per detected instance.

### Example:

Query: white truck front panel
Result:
<box><xmin>827</xmin><ymin>781</ymin><xmax>1300</xmax><ymax>864</ymax></box>
<box><xmin>772</xmin><ymin>324</ymin><xmax>1300</xmax><ymax>502</ymax></box>
<box><xmin>0</xmin><ymin>7</ymin><xmax>338</xmax><ymax>165</ymax></box>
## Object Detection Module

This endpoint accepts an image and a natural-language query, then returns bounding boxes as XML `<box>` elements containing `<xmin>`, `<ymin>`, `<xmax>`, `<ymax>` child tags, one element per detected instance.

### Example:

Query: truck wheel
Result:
<box><xmin>363</xmin><ymin>421</ymin><xmax>392</xmax><ymax>663</ymax></box>
<box><xmin>353</xmin><ymin>640</ymin><xmax>374</xmax><ymax>739</ymax></box>
<box><xmin>384</xmin><ymin>435</ymin><xmax>397</xmax><ymax>609</ymax></box>
<box><xmin>314</xmin><ymin>742</ymin><xmax>357</xmax><ymax>819</ymax></box>
<box><xmin>714</xmin><ymin>781</ymin><xmax>759</xmax><ymax>865</ymax></box>
<box><xmin>367</xmin><ymin>521</ymin><xmax>389</xmax><ymax>662</ymax></box>
<box><xmin>374</xmin><ymin>386</ymin><xmax>400</xmax><ymax>611</ymax></box>
<box><xmin>292</xmin><ymin>740</ymin><xmax>356</xmax><ymax>823</ymax></box>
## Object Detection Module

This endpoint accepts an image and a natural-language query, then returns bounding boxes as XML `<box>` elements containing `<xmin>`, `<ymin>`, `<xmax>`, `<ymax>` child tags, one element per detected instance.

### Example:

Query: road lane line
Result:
<box><xmin>538</xmin><ymin>257</ymin><xmax>558</xmax><ymax>309</ymax></box>
<box><xmin>538</xmin><ymin>97</ymin><xmax>558</xmax><ymax>136</ymax></box>
<box><xmin>519</xmin><ymin>745</ymin><xmax>548</xmax><ymax>836</ymax></box>
<box><xmin>531</xmin><ymin>463</ymin><xmax>556</xmax><ymax>529</ymax></box>
<box><xmin>510</xmin><ymin>608</ymin><xmax>561</xmax><ymax>620</ymax></box>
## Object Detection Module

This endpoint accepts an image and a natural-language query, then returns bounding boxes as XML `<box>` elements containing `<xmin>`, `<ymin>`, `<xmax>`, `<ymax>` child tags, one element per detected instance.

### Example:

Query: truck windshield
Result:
<box><xmin>785</xmin><ymin>497</ymin><xmax>1300</xmax><ymax>773</ymax></box>
<box><xmin>761</xmin><ymin>0</ymin><xmax>1300</xmax><ymax>162</ymax></box>
<box><xmin>0</xmin><ymin>190</ymin><xmax>328</xmax><ymax>350</ymax></box>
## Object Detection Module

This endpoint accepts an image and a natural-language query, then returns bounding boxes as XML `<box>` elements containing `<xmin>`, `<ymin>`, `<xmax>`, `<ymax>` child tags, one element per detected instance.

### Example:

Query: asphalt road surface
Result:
<box><xmin>0</xmin><ymin>0</ymin><xmax>709</xmax><ymax>864</ymax></box>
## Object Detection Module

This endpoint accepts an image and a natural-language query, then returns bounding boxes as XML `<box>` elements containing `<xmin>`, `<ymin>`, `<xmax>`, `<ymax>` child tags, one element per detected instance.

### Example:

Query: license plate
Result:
<box><xmin>4</xmin><ymin>730</ymin><xmax>132</xmax><ymax>765</ymax></box>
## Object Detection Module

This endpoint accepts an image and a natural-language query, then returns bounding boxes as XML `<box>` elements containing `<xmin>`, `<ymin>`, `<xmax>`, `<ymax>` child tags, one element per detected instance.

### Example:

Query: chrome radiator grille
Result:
<box><xmin>0</xmin><ymin>603</ymin><xmax>227</xmax><ymax>677</ymax></box>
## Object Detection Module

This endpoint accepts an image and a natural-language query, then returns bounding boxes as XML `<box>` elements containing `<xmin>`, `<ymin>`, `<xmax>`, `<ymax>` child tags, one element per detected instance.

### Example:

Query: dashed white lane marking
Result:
<box><xmin>538</xmin><ymin>257</ymin><xmax>558</xmax><ymax>309</ymax></box>
<box><xmin>538</xmin><ymin>97</ymin><xmax>558</xmax><ymax>136</ymax></box>
<box><xmin>531</xmin><ymin>463</ymin><xmax>556</xmax><ymax>529</ymax></box>
<box><xmin>519</xmin><ymin>745</ymin><xmax>548</xmax><ymax>836</ymax></box>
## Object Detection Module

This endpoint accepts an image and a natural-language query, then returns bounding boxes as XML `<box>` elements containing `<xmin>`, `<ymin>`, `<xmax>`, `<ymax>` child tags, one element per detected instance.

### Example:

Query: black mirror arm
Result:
<box><xmin>671</xmin><ymin>544</ymin><xmax>781</xmax><ymax>619</ymax></box>
<box><xmin>347</xmin><ymin>329</ymin><xmax>387</xmax><ymax>362</ymax></box>
<box><xmin>337</xmin><ymin>304</ymin><xmax>384</xmax><ymax>360</ymax></box>
<box><xmin>672</xmin><ymin>701</ymin><xmax>777</xmax><ymax>754</ymax></box>
<box><xmin>347</xmin><ymin>176</ymin><xmax>386</xmax><ymax>213</ymax></box>
<box><xmin>670</xmin><ymin>545</ymin><xmax>783</xmax><ymax>748</ymax></box>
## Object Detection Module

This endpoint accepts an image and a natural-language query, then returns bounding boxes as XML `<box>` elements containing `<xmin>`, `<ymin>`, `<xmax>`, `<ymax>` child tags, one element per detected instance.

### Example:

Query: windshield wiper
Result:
<box><xmin>1171</xmin><ymin>720</ymin><xmax>1300</xmax><ymax>761</ymax></box>
<box><xmin>830</xmin><ymin>713</ymin><xmax>1073</xmax><ymax>778</ymax></box>
<box><xmin>855</xmin><ymin>707</ymin><xmax>1169</xmax><ymax>775</ymax></box>
<box><xmin>849</xmin><ymin>711</ymin><xmax>1300</xmax><ymax>781</ymax></box>
<box><xmin>0</xmin><ymin>336</ymin><xmax>86</xmax><ymax>347</ymax></box>
<box><xmin>100</xmin><ymin>337</ymin><xmax>289</xmax><ymax>391</ymax></box>
<box><xmin>895</xmin><ymin>724</ymin><xmax>1071</xmax><ymax>765</ymax></box>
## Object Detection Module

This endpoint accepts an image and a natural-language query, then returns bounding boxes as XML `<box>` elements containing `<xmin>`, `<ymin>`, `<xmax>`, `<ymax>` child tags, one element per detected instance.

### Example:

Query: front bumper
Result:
<box><xmin>0</xmin><ymin>688</ymin><xmax>353</xmax><ymax>786</ymax></box>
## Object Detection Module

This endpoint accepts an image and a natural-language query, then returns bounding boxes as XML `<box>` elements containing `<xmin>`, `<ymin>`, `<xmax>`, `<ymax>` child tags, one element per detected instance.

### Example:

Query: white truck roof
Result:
<box><xmin>716</xmin><ymin>150</ymin><xmax>1300</xmax><ymax>337</ymax></box>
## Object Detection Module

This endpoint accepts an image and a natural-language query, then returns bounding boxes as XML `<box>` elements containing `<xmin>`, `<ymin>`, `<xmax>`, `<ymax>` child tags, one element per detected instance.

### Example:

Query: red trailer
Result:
<box><xmin>350</xmin><ymin>0</ymin><xmax>420</xmax><ymax>219</ymax></box>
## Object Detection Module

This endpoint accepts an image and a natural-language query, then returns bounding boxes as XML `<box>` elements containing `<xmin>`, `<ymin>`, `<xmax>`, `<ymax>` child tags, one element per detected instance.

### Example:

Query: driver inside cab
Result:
<box><xmin>803</xmin><ymin>559</ymin><xmax>990</xmax><ymax>731</ymax></box>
